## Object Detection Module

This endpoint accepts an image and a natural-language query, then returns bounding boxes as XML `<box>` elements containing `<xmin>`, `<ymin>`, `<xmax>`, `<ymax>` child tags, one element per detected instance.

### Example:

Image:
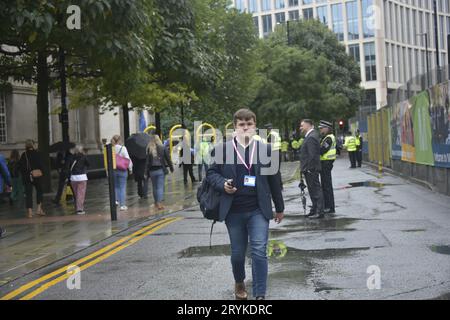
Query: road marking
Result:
<box><xmin>1</xmin><ymin>217</ymin><xmax>182</xmax><ymax>300</ymax></box>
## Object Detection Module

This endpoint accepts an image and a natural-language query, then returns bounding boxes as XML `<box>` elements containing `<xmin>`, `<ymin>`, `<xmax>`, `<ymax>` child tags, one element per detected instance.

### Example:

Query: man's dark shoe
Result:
<box><xmin>308</xmin><ymin>213</ymin><xmax>325</xmax><ymax>219</ymax></box>
<box><xmin>324</xmin><ymin>208</ymin><xmax>335</xmax><ymax>214</ymax></box>
<box><xmin>306</xmin><ymin>211</ymin><xmax>316</xmax><ymax>217</ymax></box>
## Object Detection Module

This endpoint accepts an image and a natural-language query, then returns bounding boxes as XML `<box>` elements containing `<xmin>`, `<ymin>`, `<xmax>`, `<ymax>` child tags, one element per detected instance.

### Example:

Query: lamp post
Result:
<box><xmin>277</xmin><ymin>20</ymin><xmax>292</xmax><ymax>46</ymax></box>
<box><xmin>417</xmin><ymin>33</ymin><xmax>430</xmax><ymax>87</ymax></box>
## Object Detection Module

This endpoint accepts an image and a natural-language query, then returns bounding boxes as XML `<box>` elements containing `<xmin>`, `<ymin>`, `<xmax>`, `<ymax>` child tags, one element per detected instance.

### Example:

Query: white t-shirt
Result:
<box><xmin>114</xmin><ymin>144</ymin><xmax>133</xmax><ymax>170</ymax></box>
<box><xmin>71</xmin><ymin>174</ymin><xmax>88</xmax><ymax>182</ymax></box>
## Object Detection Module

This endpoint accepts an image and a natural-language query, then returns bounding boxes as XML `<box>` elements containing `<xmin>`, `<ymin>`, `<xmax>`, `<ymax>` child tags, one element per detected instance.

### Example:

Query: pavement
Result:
<box><xmin>1</xmin><ymin>156</ymin><xmax>450</xmax><ymax>300</ymax></box>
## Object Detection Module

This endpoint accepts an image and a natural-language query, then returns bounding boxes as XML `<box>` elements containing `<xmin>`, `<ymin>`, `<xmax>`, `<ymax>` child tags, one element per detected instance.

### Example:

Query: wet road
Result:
<box><xmin>1</xmin><ymin>158</ymin><xmax>450</xmax><ymax>300</ymax></box>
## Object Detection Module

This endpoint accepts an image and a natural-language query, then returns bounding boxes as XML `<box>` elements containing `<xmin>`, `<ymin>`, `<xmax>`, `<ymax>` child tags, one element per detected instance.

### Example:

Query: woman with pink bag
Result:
<box><xmin>111</xmin><ymin>135</ymin><xmax>133</xmax><ymax>211</ymax></box>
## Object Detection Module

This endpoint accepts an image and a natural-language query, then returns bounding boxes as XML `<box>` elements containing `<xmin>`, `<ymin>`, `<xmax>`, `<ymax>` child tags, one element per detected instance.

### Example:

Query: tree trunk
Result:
<box><xmin>122</xmin><ymin>104</ymin><xmax>130</xmax><ymax>141</ymax></box>
<box><xmin>37</xmin><ymin>51</ymin><xmax>52</xmax><ymax>192</ymax></box>
<box><xmin>155</xmin><ymin>111</ymin><xmax>161</xmax><ymax>137</ymax></box>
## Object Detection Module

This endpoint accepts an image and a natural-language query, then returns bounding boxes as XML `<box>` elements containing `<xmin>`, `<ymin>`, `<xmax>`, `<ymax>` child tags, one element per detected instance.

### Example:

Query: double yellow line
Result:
<box><xmin>1</xmin><ymin>216</ymin><xmax>183</xmax><ymax>300</ymax></box>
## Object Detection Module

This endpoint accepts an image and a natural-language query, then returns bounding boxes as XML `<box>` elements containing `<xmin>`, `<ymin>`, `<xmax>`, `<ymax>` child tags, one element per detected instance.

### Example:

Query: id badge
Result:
<box><xmin>244</xmin><ymin>175</ymin><xmax>256</xmax><ymax>187</ymax></box>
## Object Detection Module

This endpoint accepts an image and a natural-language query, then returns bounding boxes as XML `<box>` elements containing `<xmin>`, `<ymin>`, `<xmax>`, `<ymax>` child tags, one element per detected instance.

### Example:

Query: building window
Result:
<box><xmin>235</xmin><ymin>0</ymin><xmax>245</xmax><ymax>12</ymax></box>
<box><xmin>362</xmin><ymin>0</ymin><xmax>375</xmax><ymax>38</ymax></box>
<box><xmin>253</xmin><ymin>16</ymin><xmax>259</xmax><ymax>32</ymax></box>
<box><xmin>289</xmin><ymin>0</ymin><xmax>298</xmax><ymax>7</ymax></box>
<box><xmin>349</xmin><ymin>44</ymin><xmax>360</xmax><ymax>63</ymax></box>
<box><xmin>249</xmin><ymin>0</ymin><xmax>258</xmax><ymax>13</ymax></box>
<box><xmin>317</xmin><ymin>5</ymin><xmax>328</xmax><ymax>25</ymax></box>
<box><xmin>302</xmin><ymin>0</ymin><xmax>312</xmax><ymax>4</ymax></box>
<box><xmin>346</xmin><ymin>1</ymin><xmax>359</xmax><ymax>40</ymax></box>
<box><xmin>262</xmin><ymin>14</ymin><xmax>273</xmax><ymax>37</ymax></box>
<box><xmin>364</xmin><ymin>42</ymin><xmax>377</xmax><ymax>81</ymax></box>
<box><xmin>276</xmin><ymin>12</ymin><xmax>286</xmax><ymax>24</ymax></box>
<box><xmin>332</xmin><ymin>3</ymin><xmax>344</xmax><ymax>41</ymax></box>
<box><xmin>261</xmin><ymin>0</ymin><xmax>271</xmax><ymax>11</ymax></box>
<box><xmin>303</xmin><ymin>8</ymin><xmax>313</xmax><ymax>20</ymax></box>
<box><xmin>275</xmin><ymin>0</ymin><xmax>285</xmax><ymax>10</ymax></box>
<box><xmin>0</xmin><ymin>94</ymin><xmax>7</xmax><ymax>143</ymax></box>
<box><xmin>289</xmin><ymin>10</ymin><xmax>300</xmax><ymax>21</ymax></box>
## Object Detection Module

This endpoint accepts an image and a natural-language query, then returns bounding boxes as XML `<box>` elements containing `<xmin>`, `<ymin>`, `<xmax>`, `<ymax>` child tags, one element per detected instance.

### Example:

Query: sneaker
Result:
<box><xmin>115</xmin><ymin>201</ymin><xmax>119</xmax><ymax>206</ymax></box>
<box><xmin>120</xmin><ymin>206</ymin><xmax>128</xmax><ymax>211</ymax></box>
<box><xmin>76</xmin><ymin>210</ymin><xmax>86</xmax><ymax>215</ymax></box>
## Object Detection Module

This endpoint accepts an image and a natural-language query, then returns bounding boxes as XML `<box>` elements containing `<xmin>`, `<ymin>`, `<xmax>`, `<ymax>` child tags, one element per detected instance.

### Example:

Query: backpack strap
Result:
<box><xmin>209</xmin><ymin>220</ymin><xmax>216</xmax><ymax>250</ymax></box>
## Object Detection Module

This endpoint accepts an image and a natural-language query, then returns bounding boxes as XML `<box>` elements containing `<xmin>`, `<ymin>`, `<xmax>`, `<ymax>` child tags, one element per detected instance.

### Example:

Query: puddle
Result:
<box><xmin>340</xmin><ymin>181</ymin><xmax>400</xmax><ymax>189</ymax></box>
<box><xmin>272</xmin><ymin>217</ymin><xmax>361</xmax><ymax>235</ymax></box>
<box><xmin>402</xmin><ymin>229</ymin><xmax>426</xmax><ymax>233</ymax></box>
<box><xmin>429</xmin><ymin>245</ymin><xmax>450</xmax><ymax>255</ymax></box>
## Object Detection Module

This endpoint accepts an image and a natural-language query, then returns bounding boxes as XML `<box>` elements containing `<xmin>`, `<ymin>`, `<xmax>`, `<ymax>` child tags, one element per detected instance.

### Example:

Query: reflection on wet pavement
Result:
<box><xmin>0</xmin><ymin>162</ymin><xmax>300</xmax><ymax>287</ymax></box>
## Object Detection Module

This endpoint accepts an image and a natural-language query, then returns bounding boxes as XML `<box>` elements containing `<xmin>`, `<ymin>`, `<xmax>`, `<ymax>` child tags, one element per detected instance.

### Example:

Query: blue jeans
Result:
<box><xmin>114</xmin><ymin>169</ymin><xmax>128</xmax><ymax>206</ymax></box>
<box><xmin>225</xmin><ymin>208</ymin><xmax>269</xmax><ymax>298</ymax></box>
<box><xmin>149</xmin><ymin>169</ymin><xmax>165</xmax><ymax>203</ymax></box>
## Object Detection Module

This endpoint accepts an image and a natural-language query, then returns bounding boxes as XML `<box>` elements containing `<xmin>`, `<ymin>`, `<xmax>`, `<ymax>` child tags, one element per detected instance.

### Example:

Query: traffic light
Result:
<box><xmin>339</xmin><ymin>120</ymin><xmax>344</xmax><ymax>130</ymax></box>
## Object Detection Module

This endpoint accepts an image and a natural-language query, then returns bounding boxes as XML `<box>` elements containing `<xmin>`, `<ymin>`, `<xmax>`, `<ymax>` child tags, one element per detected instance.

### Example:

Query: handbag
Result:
<box><xmin>25</xmin><ymin>151</ymin><xmax>43</xmax><ymax>181</ymax></box>
<box><xmin>115</xmin><ymin>146</ymin><xmax>130</xmax><ymax>171</ymax></box>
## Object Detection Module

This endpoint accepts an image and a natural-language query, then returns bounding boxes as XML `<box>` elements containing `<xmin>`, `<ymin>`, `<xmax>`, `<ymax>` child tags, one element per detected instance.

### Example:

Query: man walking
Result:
<box><xmin>344</xmin><ymin>131</ymin><xmax>357</xmax><ymax>168</ymax></box>
<box><xmin>319</xmin><ymin>120</ymin><xmax>336</xmax><ymax>215</ymax></box>
<box><xmin>299</xmin><ymin>119</ymin><xmax>324</xmax><ymax>219</ymax></box>
<box><xmin>207</xmin><ymin>108</ymin><xmax>284</xmax><ymax>300</ymax></box>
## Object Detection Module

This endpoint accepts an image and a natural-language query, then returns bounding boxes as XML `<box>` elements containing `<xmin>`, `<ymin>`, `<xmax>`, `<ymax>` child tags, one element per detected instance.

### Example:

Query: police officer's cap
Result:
<box><xmin>318</xmin><ymin>120</ymin><xmax>333</xmax><ymax>129</ymax></box>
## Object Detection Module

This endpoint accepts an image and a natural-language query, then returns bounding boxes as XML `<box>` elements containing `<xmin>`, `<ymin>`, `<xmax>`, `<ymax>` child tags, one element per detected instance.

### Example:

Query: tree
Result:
<box><xmin>252</xmin><ymin>19</ymin><xmax>363</xmax><ymax>135</ymax></box>
<box><xmin>0</xmin><ymin>0</ymin><xmax>154</xmax><ymax>190</ymax></box>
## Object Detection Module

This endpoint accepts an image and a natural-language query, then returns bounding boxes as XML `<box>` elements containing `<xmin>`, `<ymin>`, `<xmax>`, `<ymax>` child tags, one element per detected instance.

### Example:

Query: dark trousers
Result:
<box><xmin>320</xmin><ymin>161</ymin><xmax>335</xmax><ymax>212</ymax></box>
<box><xmin>182</xmin><ymin>164</ymin><xmax>196</xmax><ymax>183</ymax></box>
<box><xmin>348</xmin><ymin>151</ymin><xmax>357</xmax><ymax>168</ymax></box>
<box><xmin>136</xmin><ymin>177</ymin><xmax>149</xmax><ymax>198</ymax></box>
<box><xmin>356</xmin><ymin>150</ymin><xmax>362</xmax><ymax>167</ymax></box>
<box><xmin>24</xmin><ymin>178</ymin><xmax>43</xmax><ymax>209</ymax></box>
<box><xmin>304</xmin><ymin>171</ymin><xmax>324</xmax><ymax>214</ymax></box>
<box><xmin>54</xmin><ymin>172</ymin><xmax>68</xmax><ymax>203</ymax></box>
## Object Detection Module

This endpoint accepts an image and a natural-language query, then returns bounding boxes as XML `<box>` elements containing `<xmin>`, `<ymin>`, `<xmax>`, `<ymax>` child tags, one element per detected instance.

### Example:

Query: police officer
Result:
<box><xmin>344</xmin><ymin>131</ymin><xmax>357</xmax><ymax>168</ymax></box>
<box><xmin>355</xmin><ymin>129</ymin><xmax>363</xmax><ymax>167</ymax></box>
<box><xmin>318</xmin><ymin>120</ymin><xmax>336</xmax><ymax>215</ymax></box>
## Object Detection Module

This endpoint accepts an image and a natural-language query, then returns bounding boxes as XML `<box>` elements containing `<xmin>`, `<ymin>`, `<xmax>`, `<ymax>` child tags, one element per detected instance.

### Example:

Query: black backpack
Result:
<box><xmin>197</xmin><ymin>178</ymin><xmax>221</xmax><ymax>248</ymax></box>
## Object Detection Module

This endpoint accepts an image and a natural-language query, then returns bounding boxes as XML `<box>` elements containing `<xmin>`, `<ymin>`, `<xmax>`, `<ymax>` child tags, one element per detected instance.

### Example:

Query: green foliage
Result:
<box><xmin>253</xmin><ymin>19</ymin><xmax>363</xmax><ymax>131</ymax></box>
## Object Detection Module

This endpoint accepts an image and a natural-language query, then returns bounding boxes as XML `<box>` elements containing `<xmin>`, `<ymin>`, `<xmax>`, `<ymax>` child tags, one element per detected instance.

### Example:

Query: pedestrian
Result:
<box><xmin>179</xmin><ymin>133</ymin><xmax>196</xmax><ymax>185</ymax></box>
<box><xmin>52</xmin><ymin>150</ymin><xmax>74</xmax><ymax>206</ymax></box>
<box><xmin>344</xmin><ymin>131</ymin><xmax>357</xmax><ymax>168</ymax></box>
<box><xmin>146</xmin><ymin>134</ymin><xmax>174</xmax><ymax>210</ymax></box>
<box><xmin>318</xmin><ymin>120</ymin><xmax>336</xmax><ymax>215</ymax></box>
<box><xmin>356</xmin><ymin>129</ymin><xmax>363</xmax><ymax>167</ymax></box>
<box><xmin>0</xmin><ymin>153</ymin><xmax>12</xmax><ymax>204</ymax></box>
<box><xmin>197</xmin><ymin>136</ymin><xmax>211</xmax><ymax>182</ymax></box>
<box><xmin>111</xmin><ymin>135</ymin><xmax>133</xmax><ymax>211</ymax></box>
<box><xmin>207</xmin><ymin>108</ymin><xmax>284</xmax><ymax>300</ymax></box>
<box><xmin>68</xmin><ymin>145</ymin><xmax>89</xmax><ymax>214</ymax></box>
<box><xmin>19</xmin><ymin>140</ymin><xmax>45</xmax><ymax>218</ymax></box>
<box><xmin>7</xmin><ymin>150</ymin><xmax>24</xmax><ymax>204</ymax></box>
<box><xmin>299</xmin><ymin>119</ymin><xmax>325</xmax><ymax>219</ymax></box>
<box><xmin>131</xmin><ymin>154</ymin><xmax>148</xmax><ymax>199</ymax></box>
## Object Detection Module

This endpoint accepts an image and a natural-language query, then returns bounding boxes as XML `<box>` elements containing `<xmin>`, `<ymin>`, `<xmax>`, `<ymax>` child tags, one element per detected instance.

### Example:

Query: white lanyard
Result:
<box><xmin>232</xmin><ymin>138</ymin><xmax>256</xmax><ymax>175</ymax></box>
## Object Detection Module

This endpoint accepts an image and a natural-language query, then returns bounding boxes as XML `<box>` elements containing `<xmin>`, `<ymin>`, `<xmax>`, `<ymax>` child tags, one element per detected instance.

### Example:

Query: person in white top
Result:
<box><xmin>68</xmin><ymin>145</ymin><xmax>90</xmax><ymax>214</ymax></box>
<box><xmin>111</xmin><ymin>135</ymin><xmax>133</xmax><ymax>210</ymax></box>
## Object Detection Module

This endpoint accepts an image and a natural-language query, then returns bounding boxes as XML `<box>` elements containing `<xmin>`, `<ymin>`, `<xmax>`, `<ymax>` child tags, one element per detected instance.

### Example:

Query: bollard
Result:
<box><xmin>378</xmin><ymin>161</ymin><xmax>383</xmax><ymax>174</ymax></box>
<box><xmin>106</xmin><ymin>143</ymin><xmax>117</xmax><ymax>221</ymax></box>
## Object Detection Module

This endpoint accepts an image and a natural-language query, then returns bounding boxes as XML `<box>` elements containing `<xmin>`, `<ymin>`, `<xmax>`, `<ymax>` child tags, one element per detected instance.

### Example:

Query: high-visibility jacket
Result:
<box><xmin>291</xmin><ymin>138</ymin><xmax>303</xmax><ymax>150</ymax></box>
<box><xmin>356</xmin><ymin>134</ymin><xmax>362</xmax><ymax>149</ymax></box>
<box><xmin>320</xmin><ymin>134</ymin><xmax>337</xmax><ymax>161</ymax></box>
<box><xmin>344</xmin><ymin>136</ymin><xmax>357</xmax><ymax>152</ymax></box>
<box><xmin>268</xmin><ymin>131</ymin><xmax>281</xmax><ymax>151</ymax></box>
<box><xmin>281</xmin><ymin>141</ymin><xmax>289</xmax><ymax>152</ymax></box>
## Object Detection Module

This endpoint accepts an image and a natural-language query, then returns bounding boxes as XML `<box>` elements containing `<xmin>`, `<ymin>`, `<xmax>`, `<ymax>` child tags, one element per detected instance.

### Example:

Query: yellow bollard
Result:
<box><xmin>378</xmin><ymin>161</ymin><xmax>383</xmax><ymax>173</ymax></box>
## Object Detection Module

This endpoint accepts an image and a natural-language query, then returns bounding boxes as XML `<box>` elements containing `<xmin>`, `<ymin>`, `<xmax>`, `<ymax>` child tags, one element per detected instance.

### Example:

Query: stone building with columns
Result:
<box><xmin>0</xmin><ymin>80</ymin><xmax>153</xmax><ymax>163</ymax></box>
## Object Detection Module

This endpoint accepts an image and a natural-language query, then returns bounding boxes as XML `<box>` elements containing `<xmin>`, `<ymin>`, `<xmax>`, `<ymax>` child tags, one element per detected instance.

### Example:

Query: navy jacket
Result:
<box><xmin>206</xmin><ymin>139</ymin><xmax>284</xmax><ymax>222</ymax></box>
